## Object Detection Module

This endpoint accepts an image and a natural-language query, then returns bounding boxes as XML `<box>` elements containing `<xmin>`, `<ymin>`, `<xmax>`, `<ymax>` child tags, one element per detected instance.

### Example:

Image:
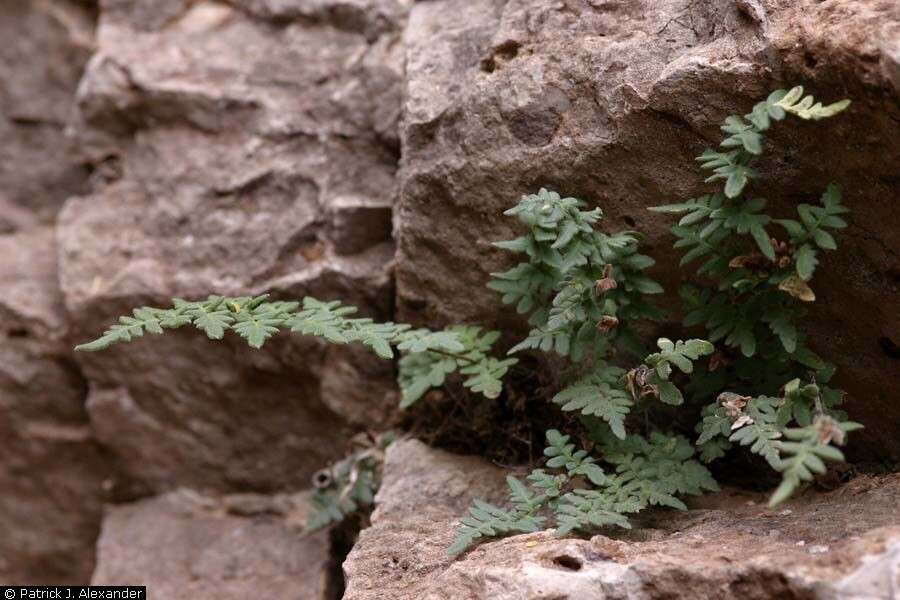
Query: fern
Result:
<box><xmin>554</xmin><ymin>491</ymin><xmax>632</xmax><ymax>536</ymax></box>
<box><xmin>305</xmin><ymin>432</ymin><xmax>395</xmax><ymax>532</ymax></box>
<box><xmin>449</xmin><ymin>189</ymin><xmax>721</xmax><ymax>556</ymax></box>
<box><xmin>450</xmin><ymin>428</ymin><xmax>717</xmax><ymax>554</ymax></box>
<box><xmin>651</xmin><ymin>87</ymin><xmax>851</xmax><ymax>360</ymax></box>
<box><xmin>397</xmin><ymin>326</ymin><xmax>517</xmax><ymax>408</ymax></box>
<box><xmin>641</xmin><ymin>338</ymin><xmax>715</xmax><ymax>405</ymax></box>
<box><xmin>78</xmin><ymin>296</ymin><xmax>516</xmax><ymax>413</ymax></box>
<box><xmin>491</xmin><ymin>188</ymin><xmax>661</xmax><ymax>361</ymax></box>
<box><xmin>689</xmin><ymin>86</ymin><xmax>850</xmax><ymax>200</ymax></box>
<box><xmin>728</xmin><ymin>395</ymin><xmax>783</xmax><ymax>468</ymax></box>
<box><xmin>78</xmin><ymin>85</ymin><xmax>865</xmax><ymax>555</ymax></box>
<box><xmin>768</xmin><ymin>417</ymin><xmax>862</xmax><ymax>507</ymax></box>
<box><xmin>552</xmin><ymin>364</ymin><xmax>631</xmax><ymax>439</ymax></box>
<box><xmin>649</xmin><ymin>85</ymin><xmax>860</xmax><ymax>509</ymax></box>
<box><xmin>447</xmin><ymin>499</ymin><xmax>544</xmax><ymax>556</ymax></box>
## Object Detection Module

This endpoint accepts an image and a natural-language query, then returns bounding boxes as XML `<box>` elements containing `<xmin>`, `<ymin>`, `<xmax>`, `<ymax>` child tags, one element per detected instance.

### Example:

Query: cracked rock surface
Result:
<box><xmin>343</xmin><ymin>439</ymin><xmax>900</xmax><ymax>600</ymax></box>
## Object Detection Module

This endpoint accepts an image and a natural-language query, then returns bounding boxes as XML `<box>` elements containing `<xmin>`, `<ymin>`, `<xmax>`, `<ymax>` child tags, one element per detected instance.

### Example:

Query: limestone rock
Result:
<box><xmin>342</xmin><ymin>439</ymin><xmax>511</xmax><ymax>600</ymax></box>
<box><xmin>92</xmin><ymin>489</ymin><xmax>333</xmax><ymax>599</ymax></box>
<box><xmin>58</xmin><ymin>0</ymin><xmax>409</xmax><ymax>493</ymax></box>
<box><xmin>394</xmin><ymin>0</ymin><xmax>900</xmax><ymax>460</ymax></box>
<box><xmin>342</xmin><ymin>438</ymin><xmax>900</xmax><ymax>600</ymax></box>
<box><xmin>0</xmin><ymin>228</ymin><xmax>110</xmax><ymax>584</ymax></box>
<box><xmin>0</xmin><ymin>0</ymin><xmax>95</xmax><ymax>225</ymax></box>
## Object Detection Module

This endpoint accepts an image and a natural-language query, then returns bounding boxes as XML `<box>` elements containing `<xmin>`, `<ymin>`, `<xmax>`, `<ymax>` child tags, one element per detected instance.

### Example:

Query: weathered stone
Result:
<box><xmin>395</xmin><ymin>0</ymin><xmax>900</xmax><ymax>460</ymax></box>
<box><xmin>0</xmin><ymin>0</ymin><xmax>95</xmax><ymax>225</ymax></box>
<box><xmin>58</xmin><ymin>0</ymin><xmax>409</xmax><ymax>493</ymax></box>
<box><xmin>342</xmin><ymin>439</ymin><xmax>512</xmax><ymax>600</ymax></box>
<box><xmin>343</xmin><ymin>438</ymin><xmax>900</xmax><ymax>600</ymax></box>
<box><xmin>92</xmin><ymin>489</ymin><xmax>332</xmax><ymax>599</ymax></box>
<box><xmin>0</xmin><ymin>228</ymin><xmax>110</xmax><ymax>584</ymax></box>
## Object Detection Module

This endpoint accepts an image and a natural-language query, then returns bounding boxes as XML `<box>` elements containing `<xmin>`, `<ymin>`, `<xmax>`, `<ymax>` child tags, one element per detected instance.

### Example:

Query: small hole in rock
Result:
<box><xmin>552</xmin><ymin>554</ymin><xmax>583</xmax><ymax>571</ymax></box>
<box><xmin>804</xmin><ymin>52</ymin><xmax>818</xmax><ymax>69</ymax></box>
<box><xmin>623</xmin><ymin>215</ymin><xmax>637</xmax><ymax>227</ymax></box>
<box><xmin>479</xmin><ymin>57</ymin><xmax>496</xmax><ymax>73</ymax></box>
<box><xmin>494</xmin><ymin>40</ymin><xmax>520</xmax><ymax>60</ymax></box>
<box><xmin>7</xmin><ymin>328</ymin><xmax>29</xmax><ymax>338</ymax></box>
<box><xmin>878</xmin><ymin>337</ymin><xmax>900</xmax><ymax>360</ymax></box>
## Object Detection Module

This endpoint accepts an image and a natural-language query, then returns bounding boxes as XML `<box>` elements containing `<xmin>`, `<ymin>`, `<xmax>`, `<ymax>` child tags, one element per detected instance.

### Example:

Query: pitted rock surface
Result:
<box><xmin>343</xmin><ymin>439</ymin><xmax>900</xmax><ymax>600</ymax></box>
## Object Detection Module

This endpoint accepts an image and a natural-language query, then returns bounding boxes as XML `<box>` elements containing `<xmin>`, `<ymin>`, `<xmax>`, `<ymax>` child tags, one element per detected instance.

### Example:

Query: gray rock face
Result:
<box><xmin>92</xmin><ymin>489</ymin><xmax>332</xmax><ymax>599</ymax></box>
<box><xmin>342</xmin><ymin>438</ymin><xmax>900</xmax><ymax>600</ymax></box>
<box><xmin>395</xmin><ymin>0</ymin><xmax>900</xmax><ymax>461</ymax></box>
<box><xmin>0</xmin><ymin>0</ymin><xmax>95</xmax><ymax>227</ymax></box>
<box><xmin>58</xmin><ymin>0</ymin><xmax>409</xmax><ymax>494</ymax></box>
<box><xmin>0</xmin><ymin>229</ymin><xmax>109</xmax><ymax>584</ymax></box>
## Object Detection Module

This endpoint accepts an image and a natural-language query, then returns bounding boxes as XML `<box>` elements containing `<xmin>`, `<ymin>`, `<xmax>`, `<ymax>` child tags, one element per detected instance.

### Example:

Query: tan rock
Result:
<box><xmin>58</xmin><ymin>0</ymin><xmax>410</xmax><ymax>493</ymax></box>
<box><xmin>343</xmin><ymin>439</ymin><xmax>900</xmax><ymax>600</ymax></box>
<box><xmin>0</xmin><ymin>0</ymin><xmax>95</xmax><ymax>225</ymax></box>
<box><xmin>0</xmin><ymin>229</ymin><xmax>109</xmax><ymax>584</ymax></box>
<box><xmin>92</xmin><ymin>489</ymin><xmax>333</xmax><ymax>599</ymax></box>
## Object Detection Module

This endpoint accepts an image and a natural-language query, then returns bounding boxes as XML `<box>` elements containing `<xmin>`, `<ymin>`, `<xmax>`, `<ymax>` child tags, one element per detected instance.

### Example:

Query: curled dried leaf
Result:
<box><xmin>312</xmin><ymin>468</ymin><xmax>333</xmax><ymax>489</ymax></box>
<box><xmin>595</xmin><ymin>264</ymin><xmax>618</xmax><ymax>296</ymax></box>
<box><xmin>732</xmin><ymin>414</ymin><xmax>754</xmax><ymax>430</ymax></box>
<box><xmin>813</xmin><ymin>414</ymin><xmax>845</xmax><ymax>446</ymax></box>
<box><xmin>717</xmin><ymin>391</ymin><xmax>751</xmax><ymax>419</ymax></box>
<box><xmin>596</xmin><ymin>315</ymin><xmax>619</xmax><ymax>333</ymax></box>
<box><xmin>779</xmin><ymin>275</ymin><xmax>816</xmax><ymax>302</ymax></box>
<box><xmin>729</xmin><ymin>253</ymin><xmax>768</xmax><ymax>270</ymax></box>
<box><xmin>625</xmin><ymin>365</ymin><xmax>656</xmax><ymax>401</ymax></box>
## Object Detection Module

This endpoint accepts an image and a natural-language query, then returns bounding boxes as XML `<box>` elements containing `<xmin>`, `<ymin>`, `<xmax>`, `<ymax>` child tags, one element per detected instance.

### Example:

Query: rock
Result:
<box><xmin>342</xmin><ymin>438</ymin><xmax>900</xmax><ymax>600</ymax></box>
<box><xmin>394</xmin><ymin>0</ymin><xmax>900</xmax><ymax>460</ymax></box>
<box><xmin>0</xmin><ymin>0</ymin><xmax>95</xmax><ymax>225</ymax></box>
<box><xmin>342</xmin><ymin>439</ymin><xmax>511</xmax><ymax>600</ymax></box>
<box><xmin>0</xmin><ymin>228</ymin><xmax>110</xmax><ymax>584</ymax></box>
<box><xmin>58</xmin><ymin>0</ymin><xmax>409</xmax><ymax>493</ymax></box>
<box><xmin>92</xmin><ymin>489</ymin><xmax>333</xmax><ymax>599</ymax></box>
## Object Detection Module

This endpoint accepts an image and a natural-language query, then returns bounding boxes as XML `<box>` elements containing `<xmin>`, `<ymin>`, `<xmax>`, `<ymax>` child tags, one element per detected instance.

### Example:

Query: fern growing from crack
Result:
<box><xmin>449</xmin><ymin>188</ymin><xmax>718</xmax><ymax>555</ymax></box>
<box><xmin>76</xmin><ymin>85</ymin><xmax>863</xmax><ymax>552</ymax></box>
<box><xmin>651</xmin><ymin>85</ymin><xmax>859</xmax><ymax>507</ymax></box>
<box><xmin>450</xmin><ymin>86</ymin><xmax>860</xmax><ymax>554</ymax></box>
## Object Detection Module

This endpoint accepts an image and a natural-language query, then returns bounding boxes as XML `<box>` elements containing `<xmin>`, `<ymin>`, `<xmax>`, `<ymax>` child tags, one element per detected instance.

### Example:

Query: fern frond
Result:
<box><xmin>447</xmin><ymin>500</ymin><xmax>544</xmax><ymax>556</ymax></box>
<box><xmin>552</xmin><ymin>365</ymin><xmax>631</xmax><ymax>439</ymax></box>
<box><xmin>773</xmin><ymin>86</ymin><xmax>851</xmax><ymax>121</ymax></box>
<box><xmin>460</xmin><ymin>357</ymin><xmax>518</xmax><ymax>399</ymax></box>
<box><xmin>493</xmin><ymin>188</ymin><xmax>662</xmax><ymax>362</ymax></box>
<box><xmin>768</xmin><ymin>418</ymin><xmax>862</xmax><ymax>507</ymax></box>
<box><xmin>728</xmin><ymin>396</ymin><xmax>783</xmax><ymax>468</ymax></box>
<box><xmin>305</xmin><ymin>432</ymin><xmax>395</xmax><ymax>533</ymax></box>
<box><xmin>396</xmin><ymin>325</ymin><xmax>516</xmax><ymax>408</ymax></box>
<box><xmin>555</xmin><ymin>490</ymin><xmax>632</xmax><ymax>536</ymax></box>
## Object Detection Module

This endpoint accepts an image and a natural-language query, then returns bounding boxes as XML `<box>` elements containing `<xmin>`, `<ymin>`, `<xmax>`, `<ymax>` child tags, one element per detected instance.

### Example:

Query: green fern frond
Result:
<box><xmin>768</xmin><ymin>419</ymin><xmax>862</xmax><ymax>507</ymax></box>
<box><xmin>447</xmin><ymin>500</ymin><xmax>544</xmax><ymax>556</ymax></box>
<box><xmin>396</xmin><ymin>325</ymin><xmax>516</xmax><ymax>408</ymax></box>
<box><xmin>492</xmin><ymin>188</ymin><xmax>662</xmax><ymax>361</ymax></box>
<box><xmin>460</xmin><ymin>357</ymin><xmax>518</xmax><ymax>399</ymax></box>
<box><xmin>552</xmin><ymin>365</ymin><xmax>631</xmax><ymax>439</ymax></box>
<box><xmin>728</xmin><ymin>396</ymin><xmax>783</xmax><ymax>468</ymax></box>
<box><xmin>555</xmin><ymin>490</ymin><xmax>632</xmax><ymax>536</ymax></box>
